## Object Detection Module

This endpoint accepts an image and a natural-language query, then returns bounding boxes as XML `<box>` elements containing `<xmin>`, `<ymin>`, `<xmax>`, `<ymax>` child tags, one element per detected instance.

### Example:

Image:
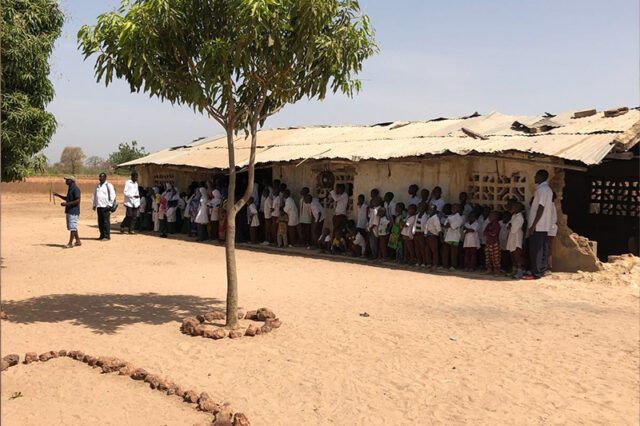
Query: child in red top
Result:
<box><xmin>483</xmin><ymin>210</ymin><xmax>501</xmax><ymax>275</ymax></box>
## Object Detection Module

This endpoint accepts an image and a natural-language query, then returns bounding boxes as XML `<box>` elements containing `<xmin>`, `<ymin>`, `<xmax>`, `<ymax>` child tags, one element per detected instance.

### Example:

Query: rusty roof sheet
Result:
<box><xmin>121</xmin><ymin>107</ymin><xmax>640</xmax><ymax>169</ymax></box>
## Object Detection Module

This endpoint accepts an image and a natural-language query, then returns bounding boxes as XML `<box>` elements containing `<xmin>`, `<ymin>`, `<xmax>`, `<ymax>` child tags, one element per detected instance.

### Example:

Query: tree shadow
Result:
<box><xmin>1</xmin><ymin>293</ymin><xmax>221</xmax><ymax>335</ymax></box>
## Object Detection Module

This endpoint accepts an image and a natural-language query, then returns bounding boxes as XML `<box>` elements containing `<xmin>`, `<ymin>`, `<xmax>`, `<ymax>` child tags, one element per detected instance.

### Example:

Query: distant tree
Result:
<box><xmin>1</xmin><ymin>0</ymin><xmax>64</xmax><ymax>181</ymax></box>
<box><xmin>108</xmin><ymin>141</ymin><xmax>147</xmax><ymax>169</ymax></box>
<box><xmin>79</xmin><ymin>0</ymin><xmax>377</xmax><ymax>328</ymax></box>
<box><xmin>59</xmin><ymin>147</ymin><xmax>86</xmax><ymax>175</ymax></box>
<box><xmin>85</xmin><ymin>155</ymin><xmax>110</xmax><ymax>172</ymax></box>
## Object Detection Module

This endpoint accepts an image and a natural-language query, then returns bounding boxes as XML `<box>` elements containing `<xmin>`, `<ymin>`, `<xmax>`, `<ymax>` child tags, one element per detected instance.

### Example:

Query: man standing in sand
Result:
<box><xmin>53</xmin><ymin>176</ymin><xmax>82</xmax><ymax>248</ymax></box>
<box><xmin>524</xmin><ymin>169</ymin><xmax>553</xmax><ymax>280</ymax></box>
<box><xmin>92</xmin><ymin>173</ymin><xmax>116</xmax><ymax>241</ymax></box>
<box><xmin>121</xmin><ymin>171</ymin><xmax>140</xmax><ymax>234</ymax></box>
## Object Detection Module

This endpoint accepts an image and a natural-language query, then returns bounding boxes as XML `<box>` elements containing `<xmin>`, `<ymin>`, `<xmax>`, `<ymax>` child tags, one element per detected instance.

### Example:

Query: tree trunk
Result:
<box><xmin>224</xmin><ymin>128</ymin><xmax>239</xmax><ymax>329</ymax></box>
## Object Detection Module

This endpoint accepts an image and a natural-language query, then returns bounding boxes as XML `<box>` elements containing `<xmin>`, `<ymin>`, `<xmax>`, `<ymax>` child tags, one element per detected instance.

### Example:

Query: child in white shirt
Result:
<box><xmin>376</xmin><ymin>207</ymin><xmax>390</xmax><ymax>260</ymax></box>
<box><xmin>401</xmin><ymin>204</ymin><xmax>417</xmax><ymax>264</ymax></box>
<box><xmin>424</xmin><ymin>204</ymin><xmax>442</xmax><ymax>269</ymax></box>
<box><xmin>463</xmin><ymin>212</ymin><xmax>480</xmax><ymax>271</ymax></box>
<box><xmin>443</xmin><ymin>204</ymin><xmax>463</xmax><ymax>270</ymax></box>
<box><xmin>507</xmin><ymin>203</ymin><xmax>525</xmax><ymax>278</ymax></box>
<box><xmin>247</xmin><ymin>197</ymin><xmax>259</xmax><ymax>244</ymax></box>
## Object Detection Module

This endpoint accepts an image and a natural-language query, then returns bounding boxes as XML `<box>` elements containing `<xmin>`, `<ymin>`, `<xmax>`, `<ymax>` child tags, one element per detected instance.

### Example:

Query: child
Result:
<box><xmin>443</xmin><ymin>204</ymin><xmax>463</xmax><ymax>270</ymax></box>
<box><xmin>329</xmin><ymin>184</ymin><xmax>349</xmax><ymax>233</ymax></box>
<box><xmin>319</xmin><ymin>227</ymin><xmax>331</xmax><ymax>253</ymax></box>
<box><xmin>262</xmin><ymin>187</ymin><xmax>273</xmax><ymax>244</ymax></box>
<box><xmin>349</xmin><ymin>229</ymin><xmax>366</xmax><ymax>257</ymax></box>
<box><xmin>483</xmin><ymin>210</ymin><xmax>501</xmax><ymax>275</ymax></box>
<box><xmin>377</xmin><ymin>207</ymin><xmax>390</xmax><ymax>260</ymax></box>
<box><xmin>331</xmin><ymin>229</ymin><xmax>346</xmax><ymax>255</ymax></box>
<box><xmin>277</xmin><ymin>207</ymin><xmax>289</xmax><ymax>248</ymax></box>
<box><xmin>271</xmin><ymin>188</ymin><xmax>282</xmax><ymax>244</ymax></box>
<box><xmin>367</xmin><ymin>196</ymin><xmax>381</xmax><ymax>259</ymax></box>
<box><xmin>356</xmin><ymin>194</ymin><xmax>368</xmax><ymax>233</ymax></box>
<box><xmin>463</xmin><ymin>212</ymin><xmax>480</xmax><ymax>272</ymax></box>
<box><xmin>299</xmin><ymin>187</ymin><xmax>312</xmax><ymax>247</ymax></box>
<box><xmin>424</xmin><ymin>204</ymin><xmax>442</xmax><ymax>269</ymax></box>
<box><xmin>247</xmin><ymin>196</ymin><xmax>259</xmax><ymax>244</ymax></box>
<box><xmin>412</xmin><ymin>202</ymin><xmax>427</xmax><ymax>267</ymax></box>
<box><xmin>507</xmin><ymin>202</ymin><xmax>525</xmax><ymax>278</ymax></box>
<box><xmin>499</xmin><ymin>210</ymin><xmax>512</xmax><ymax>272</ymax></box>
<box><xmin>401</xmin><ymin>204</ymin><xmax>417</xmax><ymax>264</ymax></box>
<box><xmin>388</xmin><ymin>202</ymin><xmax>405</xmax><ymax>262</ymax></box>
<box><xmin>308</xmin><ymin>194</ymin><xmax>325</xmax><ymax>248</ymax></box>
<box><xmin>407</xmin><ymin>184</ymin><xmax>421</xmax><ymax>206</ymax></box>
<box><xmin>430</xmin><ymin>186</ymin><xmax>445</xmax><ymax>214</ymax></box>
<box><xmin>383</xmin><ymin>192</ymin><xmax>396</xmax><ymax>221</ymax></box>
<box><xmin>194</xmin><ymin>187</ymin><xmax>209</xmax><ymax>242</ymax></box>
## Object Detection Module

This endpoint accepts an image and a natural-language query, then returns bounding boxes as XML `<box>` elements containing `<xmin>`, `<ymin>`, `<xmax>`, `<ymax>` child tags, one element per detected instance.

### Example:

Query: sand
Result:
<box><xmin>1</xmin><ymin>185</ymin><xmax>639</xmax><ymax>425</ymax></box>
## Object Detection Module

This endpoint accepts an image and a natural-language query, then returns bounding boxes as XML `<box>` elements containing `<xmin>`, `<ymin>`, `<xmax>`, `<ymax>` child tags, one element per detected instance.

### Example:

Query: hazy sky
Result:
<box><xmin>44</xmin><ymin>0</ymin><xmax>639</xmax><ymax>161</ymax></box>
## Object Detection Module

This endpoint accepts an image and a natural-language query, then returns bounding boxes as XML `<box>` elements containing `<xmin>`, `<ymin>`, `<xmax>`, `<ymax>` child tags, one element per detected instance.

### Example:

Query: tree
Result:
<box><xmin>108</xmin><ymin>140</ymin><xmax>146</xmax><ymax>169</ymax></box>
<box><xmin>85</xmin><ymin>155</ymin><xmax>106</xmax><ymax>169</ymax></box>
<box><xmin>59</xmin><ymin>146</ymin><xmax>85</xmax><ymax>175</ymax></box>
<box><xmin>1</xmin><ymin>0</ymin><xmax>64</xmax><ymax>181</ymax></box>
<box><xmin>78</xmin><ymin>0</ymin><xmax>377</xmax><ymax>328</ymax></box>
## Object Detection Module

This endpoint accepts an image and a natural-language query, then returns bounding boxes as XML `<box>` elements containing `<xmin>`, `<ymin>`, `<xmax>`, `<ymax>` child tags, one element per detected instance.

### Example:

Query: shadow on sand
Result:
<box><xmin>1</xmin><ymin>293</ymin><xmax>221</xmax><ymax>335</ymax></box>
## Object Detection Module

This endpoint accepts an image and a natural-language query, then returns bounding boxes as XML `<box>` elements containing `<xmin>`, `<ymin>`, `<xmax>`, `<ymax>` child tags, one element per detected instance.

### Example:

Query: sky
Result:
<box><xmin>44</xmin><ymin>0</ymin><xmax>640</xmax><ymax>161</ymax></box>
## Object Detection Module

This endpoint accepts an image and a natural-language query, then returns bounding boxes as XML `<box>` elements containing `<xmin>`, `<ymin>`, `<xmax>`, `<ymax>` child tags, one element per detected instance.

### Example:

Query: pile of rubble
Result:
<box><xmin>181</xmin><ymin>307</ymin><xmax>282</xmax><ymax>340</ymax></box>
<box><xmin>566</xmin><ymin>254</ymin><xmax>640</xmax><ymax>287</ymax></box>
<box><xmin>1</xmin><ymin>351</ymin><xmax>249</xmax><ymax>425</ymax></box>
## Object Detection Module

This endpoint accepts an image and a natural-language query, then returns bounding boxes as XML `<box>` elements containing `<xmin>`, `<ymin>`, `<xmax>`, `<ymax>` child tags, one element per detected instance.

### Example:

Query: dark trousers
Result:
<box><xmin>413</xmin><ymin>234</ymin><xmax>426</xmax><ymax>265</ymax></box>
<box><xmin>312</xmin><ymin>220</ymin><xmax>324</xmax><ymax>247</ymax></box>
<box><xmin>442</xmin><ymin>243</ymin><xmax>459</xmax><ymax>268</ymax></box>
<box><xmin>287</xmin><ymin>225</ymin><xmax>297</xmax><ymax>246</ymax></box>
<box><xmin>425</xmin><ymin>235</ymin><xmax>439</xmax><ymax>266</ymax></box>
<box><xmin>97</xmin><ymin>207</ymin><xmax>111</xmax><ymax>238</ymax></box>
<box><xmin>528</xmin><ymin>231</ymin><xmax>548</xmax><ymax>277</ymax></box>
<box><xmin>464</xmin><ymin>247</ymin><xmax>477</xmax><ymax>270</ymax></box>
<box><xmin>197</xmin><ymin>224</ymin><xmax>208</xmax><ymax>241</ymax></box>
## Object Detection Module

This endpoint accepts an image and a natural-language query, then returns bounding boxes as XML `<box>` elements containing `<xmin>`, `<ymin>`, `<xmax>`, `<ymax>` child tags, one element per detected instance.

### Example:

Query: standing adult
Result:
<box><xmin>121</xmin><ymin>171</ymin><xmax>140</xmax><ymax>234</ymax></box>
<box><xmin>92</xmin><ymin>173</ymin><xmax>116</xmax><ymax>240</ymax></box>
<box><xmin>53</xmin><ymin>176</ymin><xmax>82</xmax><ymax>248</ymax></box>
<box><xmin>525</xmin><ymin>169</ymin><xmax>554</xmax><ymax>280</ymax></box>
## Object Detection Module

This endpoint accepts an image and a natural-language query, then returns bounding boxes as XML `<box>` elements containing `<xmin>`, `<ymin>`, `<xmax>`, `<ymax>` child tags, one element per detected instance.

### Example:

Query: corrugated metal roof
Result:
<box><xmin>121</xmin><ymin>107</ymin><xmax>640</xmax><ymax>169</ymax></box>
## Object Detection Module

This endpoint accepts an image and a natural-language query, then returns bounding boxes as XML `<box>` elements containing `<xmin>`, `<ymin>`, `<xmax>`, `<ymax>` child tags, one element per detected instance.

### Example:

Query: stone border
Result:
<box><xmin>181</xmin><ymin>307</ymin><xmax>282</xmax><ymax>340</ymax></box>
<box><xmin>1</xmin><ymin>352</ymin><xmax>250</xmax><ymax>426</ymax></box>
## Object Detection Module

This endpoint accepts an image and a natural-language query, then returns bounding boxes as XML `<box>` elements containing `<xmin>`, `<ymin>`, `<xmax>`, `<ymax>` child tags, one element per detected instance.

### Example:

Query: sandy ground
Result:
<box><xmin>1</xmin><ymin>188</ymin><xmax>639</xmax><ymax>425</ymax></box>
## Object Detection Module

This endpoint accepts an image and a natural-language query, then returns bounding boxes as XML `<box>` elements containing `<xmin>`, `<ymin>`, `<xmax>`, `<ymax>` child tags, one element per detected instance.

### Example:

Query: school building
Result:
<box><xmin>120</xmin><ymin>107</ymin><xmax>640</xmax><ymax>272</ymax></box>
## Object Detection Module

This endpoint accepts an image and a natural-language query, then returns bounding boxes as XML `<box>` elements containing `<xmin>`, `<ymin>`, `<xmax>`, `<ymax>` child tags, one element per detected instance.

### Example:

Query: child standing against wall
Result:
<box><xmin>388</xmin><ymin>203</ymin><xmax>405</xmax><ymax>262</ymax></box>
<box><xmin>483</xmin><ymin>210</ymin><xmax>502</xmax><ymax>275</ymax></box>
<box><xmin>377</xmin><ymin>207</ymin><xmax>390</xmax><ymax>260</ymax></box>
<box><xmin>463</xmin><ymin>212</ymin><xmax>480</xmax><ymax>271</ymax></box>
<box><xmin>247</xmin><ymin>196</ymin><xmax>259</xmax><ymax>244</ymax></box>
<box><xmin>499</xmin><ymin>210</ymin><xmax>512</xmax><ymax>272</ymax></box>
<box><xmin>412</xmin><ymin>202</ymin><xmax>427</xmax><ymax>267</ymax></box>
<box><xmin>424</xmin><ymin>204</ymin><xmax>442</xmax><ymax>270</ymax></box>
<box><xmin>507</xmin><ymin>202</ymin><xmax>525</xmax><ymax>278</ymax></box>
<box><xmin>277</xmin><ymin>207</ymin><xmax>289</xmax><ymax>248</ymax></box>
<box><xmin>443</xmin><ymin>204</ymin><xmax>463</xmax><ymax>270</ymax></box>
<box><xmin>401</xmin><ymin>204</ymin><xmax>417</xmax><ymax>265</ymax></box>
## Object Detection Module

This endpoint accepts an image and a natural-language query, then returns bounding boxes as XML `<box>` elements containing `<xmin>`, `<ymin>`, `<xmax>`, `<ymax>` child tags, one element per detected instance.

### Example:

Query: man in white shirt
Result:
<box><xmin>121</xmin><ymin>171</ymin><xmax>140</xmax><ymax>234</ymax></box>
<box><xmin>329</xmin><ymin>184</ymin><xmax>349</xmax><ymax>233</ymax></box>
<box><xmin>92</xmin><ymin>173</ymin><xmax>116</xmax><ymax>240</ymax></box>
<box><xmin>525</xmin><ymin>169</ymin><xmax>554</xmax><ymax>279</ymax></box>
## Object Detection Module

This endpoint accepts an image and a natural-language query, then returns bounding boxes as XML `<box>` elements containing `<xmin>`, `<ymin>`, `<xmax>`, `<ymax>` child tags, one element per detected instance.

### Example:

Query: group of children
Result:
<box><xmin>132</xmin><ymin>179</ymin><xmax>556</xmax><ymax>279</ymax></box>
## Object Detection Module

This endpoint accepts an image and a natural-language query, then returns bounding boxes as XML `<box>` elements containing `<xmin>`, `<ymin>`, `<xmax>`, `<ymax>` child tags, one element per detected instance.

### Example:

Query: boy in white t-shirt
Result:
<box><xmin>424</xmin><ymin>204</ymin><xmax>442</xmax><ymax>269</ymax></box>
<box><xmin>443</xmin><ymin>204</ymin><xmax>463</xmax><ymax>270</ymax></box>
<box><xmin>463</xmin><ymin>212</ymin><xmax>480</xmax><ymax>271</ymax></box>
<box><xmin>401</xmin><ymin>204</ymin><xmax>417</xmax><ymax>264</ymax></box>
<box><xmin>376</xmin><ymin>207</ymin><xmax>390</xmax><ymax>260</ymax></box>
<box><xmin>507</xmin><ymin>202</ymin><xmax>525</xmax><ymax>278</ymax></box>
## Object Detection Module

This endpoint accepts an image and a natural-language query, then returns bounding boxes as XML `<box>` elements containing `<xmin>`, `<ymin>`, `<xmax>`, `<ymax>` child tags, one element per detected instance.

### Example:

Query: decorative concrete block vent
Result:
<box><xmin>1</xmin><ymin>351</ymin><xmax>250</xmax><ymax>425</ymax></box>
<box><xmin>180</xmin><ymin>307</ymin><xmax>282</xmax><ymax>340</ymax></box>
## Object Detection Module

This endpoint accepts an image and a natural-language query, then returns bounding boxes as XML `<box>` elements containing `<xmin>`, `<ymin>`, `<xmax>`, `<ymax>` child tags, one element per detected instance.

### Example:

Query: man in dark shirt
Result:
<box><xmin>53</xmin><ymin>176</ymin><xmax>82</xmax><ymax>248</ymax></box>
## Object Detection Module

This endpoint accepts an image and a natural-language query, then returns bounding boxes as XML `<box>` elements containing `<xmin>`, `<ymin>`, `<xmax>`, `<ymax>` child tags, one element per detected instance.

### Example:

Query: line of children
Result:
<box><xmin>132</xmin><ymin>178</ymin><xmax>552</xmax><ymax>279</ymax></box>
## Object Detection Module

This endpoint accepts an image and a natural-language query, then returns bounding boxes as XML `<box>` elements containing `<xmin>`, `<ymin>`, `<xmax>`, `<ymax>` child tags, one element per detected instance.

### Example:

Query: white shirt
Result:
<box><xmin>356</xmin><ymin>203</ymin><xmax>368</xmax><ymax>228</ymax></box>
<box><xmin>123</xmin><ymin>180</ymin><xmax>140</xmax><ymax>208</ymax></box>
<box><xmin>377</xmin><ymin>216</ymin><xmax>390</xmax><ymax>236</ymax></box>
<box><xmin>195</xmin><ymin>198</ymin><xmax>210</xmax><ymax>224</ymax></box>
<box><xmin>368</xmin><ymin>206</ymin><xmax>380</xmax><ymax>231</ymax></box>
<box><xmin>413</xmin><ymin>212</ymin><xmax>427</xmax><ymax>235</ymax></box>
<box><xmin>430</xmin><ymin>198</ymin><xmax>445</xmax><ymax>213</ymax></box>
<box><xmin>507</xmin><ymin>212</ymin><xmax>525</xmax><ymax>251</ymax></box>
<box><xmin>330</xmin><ymin>190</ymin><xmax>349</xmax><ymax>216</ymax></box>
<box><xmin>139</xmin><ymin>196</ymin><xmax>147</xmax><ymax>214</ymax></box>
<box><xmin>477</xmin><ymin>215</ymin><xmax>486</xmax><ymax>244</ymax></box>
<box><xmin>384</xmin><ymin>200</ymin><xmax>396</xmax><ymax>220</ymax></box>
<box><xmin>528</xmin><ymin>181</ymin><xmax>554</xmax><ymax>232</ymax></box>
<box><xmin>548</xmin><ymin>203</ymin><xmax>558</xmax><ymax>237</ymax></box>
<box><xmin>247</xmin><ymin>203</ymin><xmax>259</xmax><ymax>227</ymax></box>
<box><xmin>299</xmin><ymin>197</ymin><xmax>312</xmax><ymax>224</ymax></box>
<box><xmin>407</xmin><ymin>195</ymin><xmax>421</xmax><ymax>207</ymax></box>
<box><xmin>353</xmin><ymin>233</ymin><xmax>366</xmax><ymax>249</ymax></box>
<box><xmin>209</xmin><ymin>190</ymin><xmax>222</xmax><ymax>221</ymax></box>
<box><xmin>92</xmin><ymin>182</ymin><xmax>115</xmax><ymax>208</ymax></box>
<box><xmin>463</xmin><ymin>221</ymin><xmax>481</xmax><ymax>248</ymax></box>
<box><xmin>424</xmin><ymin>214</ymin><xmax>442</xmax><ymax>235</ymax></box>
<box><xmin>284</xmin><ymin>197</ymin><xmax>299</xmax><ymax>226</ymax></box>
<box><xmin>310</xmin><ymin>198</ymin><xmax>324</xmax><ymax>222</ymax></box>
<box><xmin>271</xmin><ymin>195</ymin><xmax>281</xmax><ymax>217</ymax></box>
<box><xmin>499</xmin><ymin>220</ymin><xmax>510</xmax><ymax>250</ymax></box>
<box><xmin>444</xmin><ymin>213</ymin><xmax>463</xmax><ymax>243</ymax></box>
<box><xmin>263</xmin><ymin>195</ymin><xmax>273</xmax><ymax>219</ymax></box>
<box><xmin>401</xmin><ymin>215</ymin><xmax>416</xmax><ymax>238</ymax></box>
